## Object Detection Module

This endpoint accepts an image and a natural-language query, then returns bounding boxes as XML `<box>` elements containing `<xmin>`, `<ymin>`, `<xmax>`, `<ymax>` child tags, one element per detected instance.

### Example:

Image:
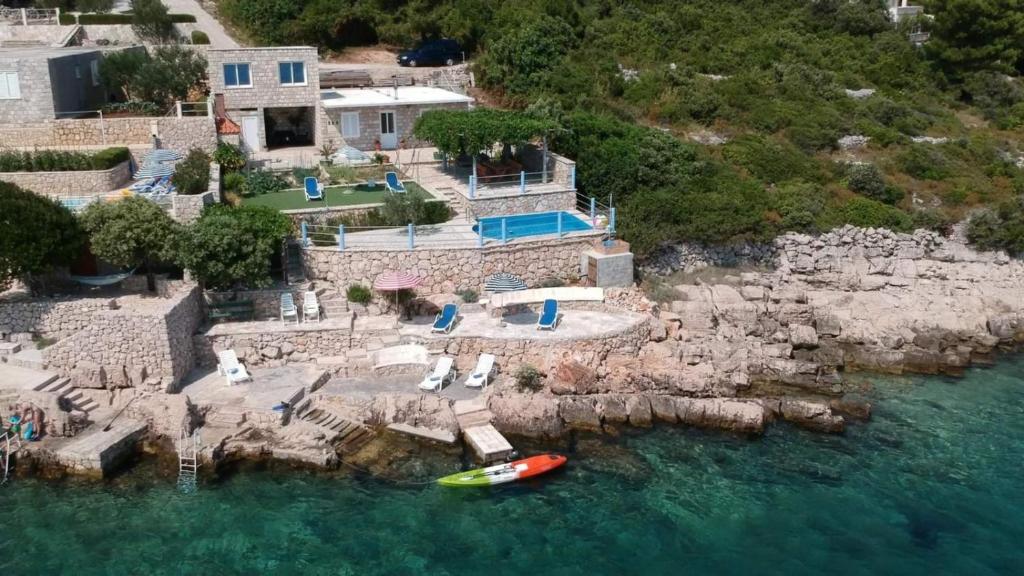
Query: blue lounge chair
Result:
<box><xmin>431</xmin><ymin>303</ymin><xmax>458</xmax><ymax>334</ymax></box>
<box><xmin>304</xmin><ymin>176</ymin><xmax>324</xmax><ymax>201</ymax></box>
<box><xmin>129</xmin><ymin>178</ymin><xmax>156</xmax><ymax>193</ymax></box>
<box><xmin>385</xmin><ymin>171</ymin><xmax>407</xmax><ymax>194</ymax></box>
<box><xmin>537</xmin><ymin>299</ymin><xmax>559</xmax><ymax>330</ymax></box>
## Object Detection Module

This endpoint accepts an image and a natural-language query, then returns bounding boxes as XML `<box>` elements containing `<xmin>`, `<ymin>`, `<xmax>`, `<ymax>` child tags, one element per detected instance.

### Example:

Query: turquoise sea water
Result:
<box><xmin>2</xmin><ymin>360</ymin><xmax>1023</xmax><ymax>575</ymax></box>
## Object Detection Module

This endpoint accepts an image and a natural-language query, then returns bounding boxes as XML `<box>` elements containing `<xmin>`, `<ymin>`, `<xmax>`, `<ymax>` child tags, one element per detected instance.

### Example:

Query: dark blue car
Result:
<box><xmin>397</xmin><ymin>39</ymin><xmax>463</xmax><ymax>67</ymax></box>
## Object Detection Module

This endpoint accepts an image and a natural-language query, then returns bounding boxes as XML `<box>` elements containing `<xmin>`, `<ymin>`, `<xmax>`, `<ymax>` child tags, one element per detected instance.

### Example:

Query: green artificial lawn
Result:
<box><xmin>241</xmin><ymin>182</ymin><xmax>428</xmax><ymax>210</ymax></box>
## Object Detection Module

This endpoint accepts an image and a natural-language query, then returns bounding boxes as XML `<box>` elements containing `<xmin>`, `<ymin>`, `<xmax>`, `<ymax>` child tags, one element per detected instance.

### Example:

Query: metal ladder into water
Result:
<box><xmin>176</xmin><ymin>427</ymin><xmax>200</xmax><ymax>494</ymax></box>
<box><xmin>1</xmin><ymin>429</ymin><xmax>21</xmax><ymax>485</ymax></box>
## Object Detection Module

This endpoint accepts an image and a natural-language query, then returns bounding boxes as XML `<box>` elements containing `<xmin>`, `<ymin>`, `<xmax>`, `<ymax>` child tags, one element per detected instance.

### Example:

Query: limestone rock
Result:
<box><xmin>559</xmin><ymin>397</ymin><xmax>602</xmax><ymax>431</ymax></box>
<box><xmin>789</xmin><ymin>324</ymin><xmax>819</xmax><ymax>349</ymax></box>
<box><xmin>489</xmin><ymin>392</ymin><xmax>564</xmax><ymax>438</ymax></box>
<box><xmin>73</xmin><ymin>362</ymin><xmax>106</xmax><ymax>389</ymax></box>
<box><xmin>649</xmin><ymin>395</ymin><xmax>678</xmax><ymax>423</ymax></box>
<box><xmin>780</xmin><ymin>399</ymin><xmax>844</xmax><ymax>433</ymax></box>
<box><xmin>549</xmin><ymin>359</ymin><xmax>598</xmax><ymax>395</ymax></box>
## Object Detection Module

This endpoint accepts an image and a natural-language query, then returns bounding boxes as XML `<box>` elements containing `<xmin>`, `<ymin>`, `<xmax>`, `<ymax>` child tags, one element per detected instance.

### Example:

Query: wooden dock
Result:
<box><xmin>463</xmin><ymin>424</ymin><xmax>514</xmax><ymax>463</ymax></box>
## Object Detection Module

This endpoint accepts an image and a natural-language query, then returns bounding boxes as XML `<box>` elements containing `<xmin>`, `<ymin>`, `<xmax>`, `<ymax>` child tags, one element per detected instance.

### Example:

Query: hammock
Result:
<box><xmin>70</xmin><ymin>268</ymin><xmax>136</xmax><ymax>287</ymax></box>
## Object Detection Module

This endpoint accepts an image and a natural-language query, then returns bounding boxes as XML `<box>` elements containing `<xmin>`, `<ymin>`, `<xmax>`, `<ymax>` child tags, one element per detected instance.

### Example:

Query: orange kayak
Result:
<box><xmin>437</xmin><ymin>454</ymin><xmax>567</xmax><ymax>487</ymax></box>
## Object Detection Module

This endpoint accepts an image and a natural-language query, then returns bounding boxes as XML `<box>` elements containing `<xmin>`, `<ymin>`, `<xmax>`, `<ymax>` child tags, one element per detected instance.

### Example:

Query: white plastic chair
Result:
<box><xmin>464</xmin><ymin>354</ymin><xmax>496</xmax><ymax>389</ymax></box>
<box><xmin>280</xmin><ymin>293</ymin><xmax>298</xmax><ymax>323</ymax></box>
<box><xmin>216</xmin><ymin>349</ymin><xmax>252</xmax><ymax>386</ymax></box>
<box><xmin>302</xmin><ymin>291</ymin><xmax>320</xmax><ymax>323</ymax></box>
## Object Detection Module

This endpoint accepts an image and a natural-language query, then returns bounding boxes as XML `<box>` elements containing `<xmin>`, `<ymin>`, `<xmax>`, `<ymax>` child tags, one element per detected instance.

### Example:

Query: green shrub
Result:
<box><xmin>90</xmin><ymin>147</ymin><xmax>131</xmax><ymax>170</ymax></box>
<box><xmin>190</xmin><ymin>30</ymin><xmax>210</xmax><ymax>45</ymax></box>
<box><xmin>326</xmin><ymin>164</ymin><xmax>358</xmax><ymax>184</ymax></box>
<box><xmin>899</xmin><ymin>145</ymin><xmax>951</xmax><ymax>180</ymax></box>
<box><xmin>171</xmin><ymin>148</ymin><xmax>211</xmax><ymax>195</ymax></box>
<box><xmin>77</xmin><ymin>13</ymin><xmax>132</xmax><ymax>24</ymax></box>
<box><xmin>846</xmin><ymin>163</ymin><xmax>904</xmax><ymax>205</ymax></box>
<box><xmin>0</xmin><ymin>147</ymin><xmax>128</xmax><ymax>172</ymax></box>
<box><xmin>291</xmin><ymin>167</ymin><xmax>318</xmax><ymax>183</ymax></box>
<box><xmin>223</xmin><ymin>171</ymin><xmax>245</xmax><ymax>193</ymax></box>
<box><xmin>378</xmin><ymin>192</ymin><xmax>450</xmax><ymax>226</ymax></box>
<box><xmin>101</xmin><ymin>101</ymin><xmax>161</xmax><ymax>116</ymax></box>
<box><xmin>965</xmin><ymin>200</ymin><xmax>1024</xmax><ymax>255</ymax></box>
<box><xmin>820</xmin><ymin>197</ymin><xmax>913</xmax><ymax>231</ymax></box>
<box><xmin>514</xmin><ymin>365</ymin><xmax>543</xmax><ymax>392</ymax></box>
<box><xmin>58</xmin><ymin>13</ymin><xmax>77</xmax><ymax>25</ymax></box>
<box><xmin>771</xmin><ymin>180</ymin><xmax>827</xmax><ymax>234</ymax></box>
<box><xmin>243</xmin><ymin>170</ymin><xmax>288</xmax><ymax>197</ymax></box>
<box><xmin>213</xmin><ymin>142</ymin><xmax>246</xmax><ymax>172</ymax></box>
<box><xmin>723</xmin><ymin>135</ymin><xmax>822</xmax><ymax>185</ymax></box>
<box><xmin>169</xmin><ymin>14</ymin><xmax>197</xmax><ymax>23</ymax></box>
<box><xmin>456</xmin><ymin>289</ymin><xmax>479</xmax><ymax>303</ymax></box>
<box><xmin>346</xmin><ymin>283</ymin><xmax>373</xmax><ymax>304</ymax></box>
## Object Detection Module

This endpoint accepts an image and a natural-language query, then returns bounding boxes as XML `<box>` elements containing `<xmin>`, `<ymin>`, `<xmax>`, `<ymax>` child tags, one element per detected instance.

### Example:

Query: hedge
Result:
<box><xmin>0</xmin><ymin>147</ymin><xmax>131</xmax><ymax>173</ymax></box>
<box><xmin>190</xmin><ymin>30</ymin><xmax>210</xmax><ymax>45</ymax></box>
<box><xmin>67</xmin><ymin>13</ymin><xmax>197</xmax><ymax>25</ymax></box>
<box><xmin>58</xmin><ymin>13</ymin><xmax>76</xmax><ymax>25</ymax></box>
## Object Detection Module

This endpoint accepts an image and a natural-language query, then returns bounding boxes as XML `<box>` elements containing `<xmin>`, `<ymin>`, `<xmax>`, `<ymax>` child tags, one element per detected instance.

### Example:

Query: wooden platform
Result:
<box><xmin>463</xmin><ymin>424</ymin><xmax>513</xmax><ymax>463</ymax></box>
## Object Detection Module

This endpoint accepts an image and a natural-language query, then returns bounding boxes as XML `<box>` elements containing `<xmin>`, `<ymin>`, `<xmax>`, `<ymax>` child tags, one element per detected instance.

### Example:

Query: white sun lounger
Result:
<box><xmin>280</xmin><ymin>293</ymin><xmax>298</xmax><ymax>323</ymax></box>
<box><xmin>418</xmin><ymin>356</ymin><xmax>455</xmax><ymax>393</ymax></box>
<box><xmin>303</xmin><ymin>291</ymin><xmax>320</xmax><ymax>323</ymax></box>
<box><xmin>464</xmin><ymin>353</ymin><xmax>496</xmax><ymax>389</ymax></box>
<box><xmin>216</xmin><ymin>349</ymin><xmax>252</xmax><ymax>386</ymax></box>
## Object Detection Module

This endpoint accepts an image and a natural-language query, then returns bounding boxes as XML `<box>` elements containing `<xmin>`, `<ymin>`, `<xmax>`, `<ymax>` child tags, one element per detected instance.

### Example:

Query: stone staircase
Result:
<box><xmin>319</xmin><ymin>291</ymin><xmax>350</xmax><ymax>320</ymax></box>
<box><xmin>454</xmin><ymin>397</ymin><xmax>493</xmax><ymax>430</ymax></box>
<box><xmin>8</xmin><ymin>347</ymin><xmax>47</xmax><ymax>371</ymax></box>
<box><xmin>33</xmin><ymin>375</ymin><xmax>100</xmax><ymax>415</ymax></box>
<box><xmin>284</xmin><ymin>240</ymin><xmax>305</xmax><ymax>285</ymax></box>
<box><xmin>295</xmin><ymin>405</ymin><xmax>375</xmax><ymax>454</ymax></box>
<box><xmin>205</xmin><ymin>407</ymin><xmax>247</xmax><ymax>428</ymax></box>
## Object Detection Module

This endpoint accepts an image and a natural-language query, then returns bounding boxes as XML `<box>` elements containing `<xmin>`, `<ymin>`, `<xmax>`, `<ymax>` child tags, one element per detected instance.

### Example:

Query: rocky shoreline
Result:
<box><xmin>8</xmin><ymin>225</ymin><xmax>1024</xmax><ymax>479</ymax></box>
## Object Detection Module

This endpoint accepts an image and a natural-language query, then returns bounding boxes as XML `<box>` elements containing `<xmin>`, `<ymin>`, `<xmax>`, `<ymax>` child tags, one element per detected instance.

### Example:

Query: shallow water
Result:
<box><xmin>2</xmin><ymin>360</ymin><xmax>1023</xmax><ymax>575</ymax></box>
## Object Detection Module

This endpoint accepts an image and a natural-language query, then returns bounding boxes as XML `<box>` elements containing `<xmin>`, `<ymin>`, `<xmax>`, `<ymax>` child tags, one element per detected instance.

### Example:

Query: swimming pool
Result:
<box><xmin>475</xmin><ymin>211</ymin><xmax>592</xmax><ymax>240</ymax></box>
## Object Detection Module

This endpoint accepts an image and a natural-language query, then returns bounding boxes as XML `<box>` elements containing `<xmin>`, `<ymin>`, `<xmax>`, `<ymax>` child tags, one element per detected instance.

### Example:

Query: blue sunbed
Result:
<box><xmin>431</xmin><ymin>303</ymin><xmax>458</xmax><ymax>334</ymax></box>
<box><xmin>537</xmin><ymin>299</ymin><xmax>559</xmax><ymax>330</ymax></box>
<box><xmin>385</xmin><ymin>171</ymin><xmax>407</xmax><ymax>194</ymax></box>
<box><xmin>304</xmin><ymin>176</ymin><xmax>324</xmax><ymax>201</ymax></box>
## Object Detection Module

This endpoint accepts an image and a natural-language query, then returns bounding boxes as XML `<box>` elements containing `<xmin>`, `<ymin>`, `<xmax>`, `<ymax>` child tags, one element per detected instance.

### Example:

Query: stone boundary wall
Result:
<box><xmin>0</xmin><ymin>297</ymin><xmax>115</xmax><ymax>340</ymax></box>
<box><xmin>0</xmin><ymin>116</ymin><xmax>217</xmax><ymax>153</ymax></box>
<box><xmin>41</xmin><ymin>286</ymin><xmax>203</xmax><ymax>389</ymax></box>
<box><xmin>303</xmin><ymin>234</ymin><xmax>600</xmax><ymax>294</ymax></box>
<box><xmin>642</xmin><ymin>241</ymin><xmax>776</xmax><ymax>275</ymax></box>
<box><xmin>0</xmin><ymin>161</ymin><xmax>131</xmax><ymax>197</ymax></box>
<box><xmin>456</xmin><ymin>189</ymin><xmax>576</xmax><ymax>219</ymax></box>
<box><xmin>206</xmin><ymin>287</ymin><xmax>318</xmax><ymax>321</ymax></box>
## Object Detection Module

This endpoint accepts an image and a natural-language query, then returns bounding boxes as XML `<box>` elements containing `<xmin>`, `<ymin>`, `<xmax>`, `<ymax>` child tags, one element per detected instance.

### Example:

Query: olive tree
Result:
<box><xmin>79</xmin><ymin>196</ymin><xmax>181</xmax><ymax>291</ymax></box>
<box><xmin>0</xmin><ymin>183</ymin><xmax>85</xmax><ymax>293</ymax></box>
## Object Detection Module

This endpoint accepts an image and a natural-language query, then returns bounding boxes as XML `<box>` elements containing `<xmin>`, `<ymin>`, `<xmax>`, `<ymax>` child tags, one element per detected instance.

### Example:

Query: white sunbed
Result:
<box><xmin>464</xmin><ymin>354</ymin><xmax>496</xmax><ymax>389</ymax></box>
<box><xmin>280</xmin><ymin>293</ymin><xmax>298</xmax><ymax>323</ymax></box>
<box><xmin>216</xmin><ymin>349</ymin><xmax>252</xmax><ymax>386</ymax></box>
<box><xmin>303</xmin><ymin>291</ymin><xmax>320</xmax><ymax>323</ymax></box>
<box><xmin>418</xmin><ymin>356</ymin><xmax>455</xmax><ymax>393</ymax></box>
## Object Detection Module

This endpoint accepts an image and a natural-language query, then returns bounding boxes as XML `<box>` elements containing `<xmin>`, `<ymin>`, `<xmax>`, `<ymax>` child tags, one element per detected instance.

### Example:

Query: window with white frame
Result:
<box><xmin>0</xmin><ymin>71</ymin><xmax>20</xmax><ymax>99</ymax></box>
<box><xmin>223</xmin><ymin>63</ymin><xmax>252</xmax><ymax>88</ymax></box>
<box><xmin>278</xmin><ymin>62</ymin><xmax>306</xmax><ymax>86</ymax></box>
<box><xmin>90</xmin><ymin>60</ymin><xmax>100</xmax><ymax>87</ymax></box>
<box><xmin>340</xmin><ymin>112</ymin><xmax>360</xmax><ymax>138</ymax></box>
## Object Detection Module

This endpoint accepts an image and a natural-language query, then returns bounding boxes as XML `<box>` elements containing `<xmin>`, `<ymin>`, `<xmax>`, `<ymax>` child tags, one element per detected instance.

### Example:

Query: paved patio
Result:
<box><xmin>398</xmin><ymin>309</ymin><xmax>645</xmax><ymax>341</ymax></box>
<box><xmin>179</xmin><ymin>365</ymin><xmax>326</xmax><ymax>412</ymax></box>
<box><xmin>319</xmin><ymin>373</ymin><xmax>483</xmax><ymax>401</ymax></box>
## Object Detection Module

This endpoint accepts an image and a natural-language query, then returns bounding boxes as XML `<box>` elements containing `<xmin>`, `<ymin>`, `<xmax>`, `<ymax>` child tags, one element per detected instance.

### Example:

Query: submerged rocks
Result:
<box><xmin>780</xmin><ymin>399</ymin><xmax>845</xmax><ymax>433</ymax></box>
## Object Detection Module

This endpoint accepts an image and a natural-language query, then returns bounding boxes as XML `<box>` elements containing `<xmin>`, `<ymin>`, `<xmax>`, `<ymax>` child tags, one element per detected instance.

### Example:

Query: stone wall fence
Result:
<box><xmin>0</xmin><ymin>161</ymin><xmax>131</xmax><ymax>198</ymax></box>
<box><xmin>0</xmin><ymin>116</ymin><xmax>217</xmax><ymax>153</ymax></box>
<box><xmin>457</xmin><ymin>189</ymin><xmax>576</xmax><ymax>219</ymax></box>
<box><xmin>303</xmin><ymin>234</ymin><xmax>600</xmax><ymax>294</ymax></box>
<box><xmin>171</xmin><ymin>164</ymin><xmax>221</xmax><ymax>224</ymax></box>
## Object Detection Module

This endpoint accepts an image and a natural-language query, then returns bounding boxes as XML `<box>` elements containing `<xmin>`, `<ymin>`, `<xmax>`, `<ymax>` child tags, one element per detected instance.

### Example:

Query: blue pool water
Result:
<box><xmin>475</xmin><ymin>211</ymin><xmax>592</xmax><ymax>240</ymax></box>
<box><xmin>1</xmin><ymin>362</ymin><xmax>1023</xmax><ymax>574</ymax></box>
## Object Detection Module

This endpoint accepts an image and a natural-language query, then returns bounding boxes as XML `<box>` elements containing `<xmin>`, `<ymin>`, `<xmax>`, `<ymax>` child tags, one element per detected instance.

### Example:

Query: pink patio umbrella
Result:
<box><xmin>373</xmin><ymin>271</ymin><xmax>424</xmax><ymax>314</ymax></box>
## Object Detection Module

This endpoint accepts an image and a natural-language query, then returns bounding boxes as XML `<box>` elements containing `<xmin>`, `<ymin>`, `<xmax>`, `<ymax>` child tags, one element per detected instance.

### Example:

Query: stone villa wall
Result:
<box><xmin>0</xmin><ymin>116</ymin><xmax>217</xmax><ymax>152</ymax></box>
<box><xmin>0</xmin><ymin>161</ymin><xmax>131</xmax><ymax>197</ymax></box>
<box><xmin>303</xmin><ymin>234</ymin><xmax>600</xmax><ymax>294</ymax></box>
<box><xmin>323</xmin><ymin>101</ymin><xmax>470</xmax><ymax>151</ymax></box>
<box><xmin>457</xmin><ymin>189</ymin><xmax>577</xmax><ymax>219</ymax></box>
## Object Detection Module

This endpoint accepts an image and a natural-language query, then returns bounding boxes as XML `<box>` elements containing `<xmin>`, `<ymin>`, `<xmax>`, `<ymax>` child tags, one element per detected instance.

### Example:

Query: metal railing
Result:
<box><xmin>466</xmin><ymin>165</ymin><xmax>576</xmax><ymax>198</ymax></box>
<box><xmin>174</xmin><ymin>101</ymin><xmax>213</xmax><ymax>118</ymax></box>
<box><xmin>575</xmin><ymin>191</ymin><xmax>616</xmax><ymax>237</ymax></box>
<box><xmin>0</xmin><ymin>6</ymin><xmax>59</xmax><ymax>25</ymax></box>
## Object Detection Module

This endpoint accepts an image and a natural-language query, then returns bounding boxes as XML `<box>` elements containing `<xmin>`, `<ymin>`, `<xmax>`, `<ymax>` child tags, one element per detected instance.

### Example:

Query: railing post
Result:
<box><xmin>337</xmin><ymin>224</ymin><xmax>345</xmax><ymax>251</ymax></box>
<box><xmin>557</xmin><ymin>211</ymin><xmax>563</xmax><ymax>238</ymax></box>
<box><xmin>477</xmin><ymin>221</ymin><xmax>483</xmax><ymax>247</ymax></box>
<box><xmin>175</xmin><ymin>101</ymin><xmax>183</xmax><ymax>118</ymax></box>
<box><xmin>21</xmin><ymin>8</ymin><xmax>27</xmax><ymax>26</ymax></box>
<box><xmin>569</xmin><ymin>165</ymin><xmax>576</xmax><ymax>189</ymax></box>
<box><xmin>519</xmin><ymin>171</ymin><xmax>526</xmax><ymax>194</ymax></box>
<box><xmin>501</xmin><ymin>218</ymin><xmax>507</xmax><ymax>244</ymax></box>
<box><xmin>206</xmin><ymin>100</ymin><xmax>214</xmax><ymax>117</ymax></box>
<box><xmin>301</xmin><ymin>221</ymin><xmax>308</xmax><ymax>247</ymax></box>
<box><xmin>469</xmin><ymin>174</ymin><xmax>476</xmax><ymax>199</ymax></box>
<box><xmin>590</xmin><ymin>197</ymin><xmax>596</xmax><ymax>226</ymax></box>
<box><xmin>610</xmin><ymin>207</ymin><xmax>617</xmax><ymax>234</ymax></box>
<box><xmin>407</xmin><ymin>223</ymin><xmax>415</xmax><ymax>250</ymax></box>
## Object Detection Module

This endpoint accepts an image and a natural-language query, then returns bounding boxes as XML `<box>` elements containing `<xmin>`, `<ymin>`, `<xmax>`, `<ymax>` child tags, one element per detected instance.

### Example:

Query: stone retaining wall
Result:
<box><xmin>457</xmin><ymin>189</ymin><xmax>576</xmax><ymax>219</ymax></box>
<box><xmin>32</xmin><ymin>286</ymin><xmax>203</xmax><ymax>389</ymax></box>
<box><xmin>0</xmin><ymin>161</ymin><xmax>131</xmax><ymax>197</ymax></box>
<box><xmin>303</xmin><ymin>234</ymin><xmax>600</xmax><ymax>294</ymax></box>
<box><xmin>0</xmin><ymin>297</ymin><xmax>115</xmax><ymax>341</ymax></box>
<box><xmin>206</xmin><ymin>287</ymin><xmax>321</xmax><ymax>321</ymax></box>
<box><xmin>0</xmin><ymin>116</ymin><xmax>217</xmax><ymax>152</ymax></box>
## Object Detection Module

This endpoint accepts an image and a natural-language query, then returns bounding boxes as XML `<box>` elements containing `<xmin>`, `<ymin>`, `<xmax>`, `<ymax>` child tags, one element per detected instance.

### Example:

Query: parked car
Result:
<box><xmin>397</xmin><ymin>39</ymin><xmax>463</xmax><ymax>67</ymax></box>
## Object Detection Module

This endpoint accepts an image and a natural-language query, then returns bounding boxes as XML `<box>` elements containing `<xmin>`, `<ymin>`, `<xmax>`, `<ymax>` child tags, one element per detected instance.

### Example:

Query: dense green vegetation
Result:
<box><xmin>171</xmin><ymin>148</ymin><xmax>212</xmax><ymax>195</ymax></box>
<box><xmin>0</xmin><ymin>148</ymin><xmax>130</xmax><ymax>172</ymax></box>
<box><xmin>100</xmin><ymin>46</ymin><xmax>207</xmax><ymax>109</ymax></box>
<box><xmin>220</xmin><ymin>0</ymin><xmax>1024</xmax><ymax>254</ymax></box>
<box><xmin>0</xmin><ymin>183</ymin><xmax>85</xmax><ymax>293</ymax></box>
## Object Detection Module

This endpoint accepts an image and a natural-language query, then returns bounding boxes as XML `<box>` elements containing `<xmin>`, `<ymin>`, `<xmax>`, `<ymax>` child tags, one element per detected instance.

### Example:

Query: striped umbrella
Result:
<box><xmin>142</xmin><ymin>149</ymin><xmax>183</xmax><ymax>163</ymax></box>
<box><xmin>374</xmin><ymin>271</ymin><xmax>423</xmax><ymax>314</ymax></box>
<box><xmin>484</xmin><ymin>272</ymin><xmax>527</xmax><ymax>293</ymax></box>
<box><xmin>133</xmin><ymin>163</ymin><xmax>175</xmax><ymax>179</ymax></box>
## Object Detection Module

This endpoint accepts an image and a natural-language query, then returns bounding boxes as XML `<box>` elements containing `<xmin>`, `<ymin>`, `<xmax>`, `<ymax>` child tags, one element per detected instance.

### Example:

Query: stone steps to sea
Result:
<box><xmin>34</xmin><ymin>376</ymin><xmax>99</xmax><ymax>414</ymax></box>
<box><xmin>299</xmin><ymin>407</ymin><xmax>375</xmax><ymax>454</ymax></box>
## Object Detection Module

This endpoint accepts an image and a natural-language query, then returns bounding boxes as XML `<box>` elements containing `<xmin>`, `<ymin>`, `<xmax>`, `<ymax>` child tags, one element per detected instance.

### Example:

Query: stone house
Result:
<box><xmin>320</xmin><ymin>85</ymin><xmax>473</xmax><ymax>151</ymax></box>
<box><xmin>0</xmin><ymin>46</ymin><xmax>112</xmax><ymax>124</ymax></box>
<box><xmin>207</xmin><ymin>46</ymin><xmax>321</xmax><ymax>152</ymax></box>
